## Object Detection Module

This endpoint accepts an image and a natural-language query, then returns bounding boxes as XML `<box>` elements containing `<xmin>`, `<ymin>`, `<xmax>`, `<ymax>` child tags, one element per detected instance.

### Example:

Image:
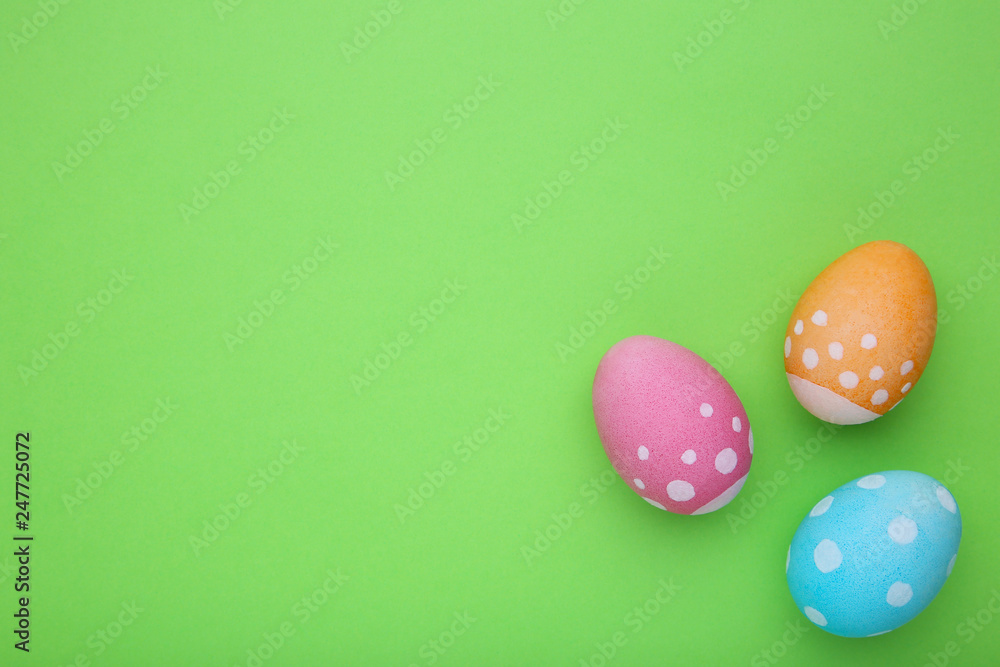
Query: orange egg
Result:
<box><xmin>784</xmin><ymin>241</ymin><xmax>937</xmax><ymax>424</ymax></box>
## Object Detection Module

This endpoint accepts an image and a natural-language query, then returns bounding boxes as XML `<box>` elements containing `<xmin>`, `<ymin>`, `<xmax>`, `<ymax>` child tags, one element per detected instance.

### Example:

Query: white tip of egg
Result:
<box><xmin>691</xmin><ymin>472</ymin><xmax>749</xmax><ymax>515</ymax></box>
<box><xmin>786</xmin><ymin>373</ymin><xmax>880</xmax><ymax>425</ymax></box>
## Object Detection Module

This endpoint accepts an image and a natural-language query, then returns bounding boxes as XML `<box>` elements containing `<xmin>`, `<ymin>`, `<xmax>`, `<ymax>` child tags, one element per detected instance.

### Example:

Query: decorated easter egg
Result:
<box><xmin>784</xmin><ymin>240</ymin><xmax>937</xmax><ymax>424</ymax></box>
<box><xmin>786</xmin><ymin>471</ymin><xmax>961</xmax><ymax>637</ymax></box>
<box><xmin>592</xmin><ymin>335</ymin><xmax>753</xmax><ymax>515</ymax></box>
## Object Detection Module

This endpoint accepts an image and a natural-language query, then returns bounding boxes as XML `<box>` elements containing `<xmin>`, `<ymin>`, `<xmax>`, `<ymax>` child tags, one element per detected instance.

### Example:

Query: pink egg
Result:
<box><xmin>592</xmin><ymin>335</ymin><xmax>753</xmax><ymax>515</ymax></box>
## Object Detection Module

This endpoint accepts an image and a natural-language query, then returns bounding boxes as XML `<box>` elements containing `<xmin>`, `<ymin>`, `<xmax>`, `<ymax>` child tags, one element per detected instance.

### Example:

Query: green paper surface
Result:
<box><xmin>2</xmin><ymin>1</ymin><xmax>999</xmax><ymax>664</ymax></box>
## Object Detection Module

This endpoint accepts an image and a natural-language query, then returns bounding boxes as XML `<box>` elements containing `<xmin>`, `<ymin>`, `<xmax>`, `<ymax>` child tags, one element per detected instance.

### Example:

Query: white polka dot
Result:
<box><xmin>785</xmin><ymin>336</ymin><xmax>792</xmax><ymax>358</ymax></box>
<box><xmin>634</xmin><ymin>478</ymin><xmax>645</xmax><ymax>490</ymax></box>
<box><xmin>861</xmin><ymin>333</ymin><xmax>877</xmax><ymax>349</ymax></box>
<box><xmin>828</xmin><ymin>342</ymin><xmax>843</xmax><ymax>360</ymax></box>
<box><xmin>814</xmin><ymin>539</ymin><xmax>842</xmax><ymax>573</ymax></box>
<box><xmin>667</xmin><ymin>480</ymin><xmax>695</xmax><ymax>502</ymax></box>
<box><xmin>637</xmin><ymin>446</ymin><xmax>649</xmax><ymax>461</ymax></box>
<box><xmin>715</xmin><ymin>448</ymin><xmax>737</xmax><ymax>474</ymax></box>
<box><xmin>857</xmin><ymin>474</ymin><xmax>886</xmax><ymax>489</ymax></box>
<box><xmin>871</xmin><ymin>389</ymin><xmax>889</xmax><ymax>405</ymax></box>
<box><xmin>900</xmin><ymin>360</ymin><xmax>914</xmax><ymax>375</ymax></box>
<box><xmin>869</xmin><ymin>366</ymin><xmax>884</xmax><ymax>381</ymax></box>
<box><xmin>786</xmin><ymin>546</ymin><xmax>791</xmax><ymax>572</ymax></box>
<box><xmin>643</xmin><ymin>497</ymin><xmax>665</xmax><ymax>510</ymax></box>
<box><xmin>901</xmin><ymin>382</ymin><xmax>912</xmax><ymax>394</ymax></box>
<box><xmin>936</xmin><ymin>486</ymin><xmax>957</xmax><ymax>513</ymax></box>
<box><xmin>888</xmin><ymin>516</ymin><xmax>918</xmax><ymax>545</ymax></box>
<box><xmin>700</xmin><ymin>403</ymin><xmax>713</xmax><ymax>418</ymax></box>
<box><xmin>887</xmin><ymin>582</ymin><xmax>913</xmax><ymax>607</ymax></box>
<box><xmin>839</xmin><ymin>371</ymin><xmax>859</xmax><ymax>389</ymax></box>
<box><xmin>810</xmin><ymin>495</ymin><xmax>834</xmax><ymax>517</ymax></box>
<box><xmin>946</xmin><ymin>554</ymin><xmax>957</xmax><ymax>577</ymax></box>
<box><xmin>794</xmin><ymin>320</ymin><xmax>804</xmax><ymax>335</ymax></box>
<box><xmin>748</xmin><ymin>429</ymin><xmax>754</xmax><ymax>454</ymax></box>
<box><xmin>732</xmin><ymin>417</ymin><xmax>742</xmax><ymax>432</ymax></box>
<box><xmin>803</xmin><ymin>348</ymin><xmax>819</xmax><ymax>369</ymax></box>
<box><xmin>681</xmin><ymin>449</ymin><xmax>697</xmax><ymax>465</ymax></box>
<box><xmin>811</xmin><ymin>310</ymin><xmax>828</xmax><ymax>326</ymax></box>
<box><xmin>804</xmin><ymin>606</ymin><xmax>827</xmax><ymax>627</ymax></box>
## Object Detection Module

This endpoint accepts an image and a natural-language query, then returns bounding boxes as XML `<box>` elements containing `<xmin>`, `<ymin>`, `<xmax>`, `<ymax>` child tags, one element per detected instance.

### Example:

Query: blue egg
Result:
<box><xmin>786</xmin><ymin>470</ymin><xmax>961</xmax><ymax>637</ymax></box>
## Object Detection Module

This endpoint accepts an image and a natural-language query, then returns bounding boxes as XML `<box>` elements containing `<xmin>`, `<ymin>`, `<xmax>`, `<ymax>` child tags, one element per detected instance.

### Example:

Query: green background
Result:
<box><xmin>2</xmin><ymin>0</ymin><xmax>998</xmax><ymax>664</ymax></box>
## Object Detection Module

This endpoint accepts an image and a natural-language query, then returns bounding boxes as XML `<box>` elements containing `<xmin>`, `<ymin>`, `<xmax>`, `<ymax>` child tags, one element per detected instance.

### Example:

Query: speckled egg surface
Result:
<box><xmin>786</xmin><ymin>470</ymin><xmax>961</xmax><ymax>637</ymax></box>
<box><xmin>592</xmin><ymin>335</ymin><xmax>753</xmax><ymax>515</ymax></box>
<box><xmin>784</xmin><ymin>240</ymin><xmax>937</xmax><ymax>424</ymax></box>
